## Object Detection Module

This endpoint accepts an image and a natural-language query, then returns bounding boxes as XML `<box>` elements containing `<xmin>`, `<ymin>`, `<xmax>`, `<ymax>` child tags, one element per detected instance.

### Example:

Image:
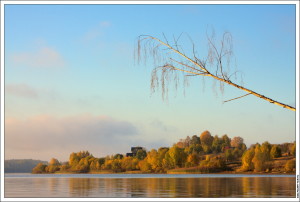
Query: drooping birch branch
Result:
<box><xmin>136</xmin><ymin>34</ymin><xmax>295</xmax><ymax>112</ymax></box>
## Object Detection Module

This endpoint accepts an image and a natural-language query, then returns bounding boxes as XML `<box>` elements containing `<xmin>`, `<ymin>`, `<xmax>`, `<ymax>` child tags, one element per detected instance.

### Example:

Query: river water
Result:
<box><xmin>4</xmin><ymin>173</ymin><xmax>296</xmax><ymax>198</ymax></box>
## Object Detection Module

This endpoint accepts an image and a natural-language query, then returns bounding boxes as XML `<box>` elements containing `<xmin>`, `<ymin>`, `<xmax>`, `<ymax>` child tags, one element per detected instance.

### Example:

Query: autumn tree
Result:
<box><xmin>146</xmin><ymin>149</ymin><xmax>159</xmax><ymax>171</ymax></box>
<box><xmin>69</xmin><ymin>152</ymin><xmax>80</xmax><ymax>168</ymax></box>
<box><xmin>199</xmin><ymin>131</ymin><xmax>213</xmax><ymax>154</ymax></box>
<box><xmin>230</xmin><ymin>136</ymin><xmax>244</xmax><ymax>148</ymax></box>
<box><xmin>200</xmin><ymin>131</ymin><xmax>214</xmax><ymax>147</ymax></box>
<box><xmin>49</xmin><ymin>158</ymin><xmax>60</xmax><ymax>166</ymax></box>
<box><xmin>136</xmin><ymin>33</ymin><xmax>295</xmax><ymax>111</ymax></box>
<box><xmin>45</xmin><ymin>158</ymin><xmax>61</xmax><ymax>173</ymax></box>
<box><xmin>75</xmin><ymin>158</ymin><xmax>90</xmax><ymax>173</ymax></box>
<box><xmin>290</xmin><ymin>142</ymin><xmax>296</xmax><ymax>156</ymax></box>
<box><xmin>240</xmin><ymin>148</ymin><xmax>255</xmax><ymax>171</ymax></box>
<box><xmin>162</xmin><ymin>151</ymin><xmax>174</xmax><ymax>170</ymax></box>
<box><xmin>186</xmin><ymin>153</ymin><xmax>200</xmax><ymax>167</ymax></box>
<box><xmin>285</xmin><ymin>159</ymin><xmax>296</xmax><ymax>172</ymax></box>
<box><xmin>120</xmin><ymin>157</ymin><xmax>137</xmax><ymax>171</ymax></box>
<box><xmin>138</xmin><ymin>159</ymin><xmax>152</xmax><ymax>172</ymax></box>
<box><xmin>32</xmin><ymin>163</ymin><xmax>47</xmax><ymax>174</ymax></box>
<box><xmin>199</xmin><ymin>156</ymin><xmax>226</xmax><ymax>173</ymax></box>
<box><xmin>176</xmin><ymin>139</ymin><xmax>185</xmax><ymax>148</ymax></box>
<box><xmin>89</xmin><ymin>160</ymin><xmax>97</xmax><ymax>171</ymax></box>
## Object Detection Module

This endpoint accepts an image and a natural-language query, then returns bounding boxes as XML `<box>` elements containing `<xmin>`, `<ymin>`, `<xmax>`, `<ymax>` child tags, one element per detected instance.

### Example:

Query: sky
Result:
<box><xmin>3</xmin><ymin>3</ymin><xmax>297</xmax><ymax>162</ymax></box>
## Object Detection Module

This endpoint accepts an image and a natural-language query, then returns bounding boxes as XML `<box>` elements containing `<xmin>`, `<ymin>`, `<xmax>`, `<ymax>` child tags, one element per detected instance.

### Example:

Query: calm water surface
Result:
<box><xmin>5</xmin><ymin>173</ymin><xmax>296</xmax><ymax>198</ymax></box>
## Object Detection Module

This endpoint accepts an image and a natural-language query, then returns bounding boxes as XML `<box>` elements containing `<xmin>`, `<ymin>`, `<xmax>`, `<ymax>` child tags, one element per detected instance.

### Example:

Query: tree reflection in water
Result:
<box><xmin>5</xmin><ymin>175</ymin><xmax>295</xmax><ymax>198</ymax></box>
<box><xmin>66</xmin><ymin>177</ymin><xmax>295</xmax><ymax>198</ymax></box>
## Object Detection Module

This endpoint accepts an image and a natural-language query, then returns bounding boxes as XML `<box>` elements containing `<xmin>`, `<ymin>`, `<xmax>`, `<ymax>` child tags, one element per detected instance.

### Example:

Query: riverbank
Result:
<box><xmin>38</xmin><ymin>169</ymin><xmax>295</xmax><ymax>175</ymax></box>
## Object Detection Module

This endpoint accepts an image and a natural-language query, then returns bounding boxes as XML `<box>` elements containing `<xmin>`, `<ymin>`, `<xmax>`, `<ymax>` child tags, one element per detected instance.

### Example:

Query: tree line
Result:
<box><xmin>32</xmin><ymin>130</ymin><xmax>296</xmax><ymax>174</ymax></box>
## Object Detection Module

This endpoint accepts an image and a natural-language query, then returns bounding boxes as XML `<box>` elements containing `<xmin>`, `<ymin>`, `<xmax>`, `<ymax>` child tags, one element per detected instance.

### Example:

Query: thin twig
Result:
<box><xmin>223</xmin><ymin>93</ymin><xmax>251</xmax><ymax>103</ymax></box>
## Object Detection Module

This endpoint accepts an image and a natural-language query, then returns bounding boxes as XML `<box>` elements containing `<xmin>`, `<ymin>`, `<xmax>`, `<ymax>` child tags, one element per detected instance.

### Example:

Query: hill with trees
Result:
<box><xmin>32</xmin><ymin>130</ymin><xmax>296</xmax><ymax>174</ymax></box>
<box><xmin>5</xmin><ymin>159</ymin><xmax>47</xmax><ymax>173</ymax></box>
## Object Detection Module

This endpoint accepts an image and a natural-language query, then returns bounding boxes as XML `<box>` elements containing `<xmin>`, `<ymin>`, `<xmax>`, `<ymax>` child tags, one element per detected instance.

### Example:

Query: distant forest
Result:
<box><xmin>32</xmin><ymin>130</ymin><xmax>296</xmax><ymax>174</ymax></box>
<box><xmin>5</xmin><ymin>159</ymin><xmax>47</xmax><ymax>173</ymax></box>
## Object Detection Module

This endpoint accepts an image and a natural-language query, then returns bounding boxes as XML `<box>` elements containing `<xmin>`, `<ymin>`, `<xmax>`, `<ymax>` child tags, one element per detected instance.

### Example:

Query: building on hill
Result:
<box><xmin>126</xmin><ymin>153</ymin><xmax>134</xmax><ymax>157</ymax></box>
<box><xmin>126</xmin><ymin>146</ymin><xmax>145</xmax><ymax>157</ymax></box>
<box><xmin>222</xmin><ymin>146</ymin><xmax>236</xmax><ymax>152</ymax></box>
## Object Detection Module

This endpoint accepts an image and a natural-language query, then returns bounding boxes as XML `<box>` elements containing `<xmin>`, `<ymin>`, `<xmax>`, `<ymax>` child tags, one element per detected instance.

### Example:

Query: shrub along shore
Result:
<box><xmin>32</xmin><ymin>130</ymin><xmax>296</xmax><ymax>174</ymax></box>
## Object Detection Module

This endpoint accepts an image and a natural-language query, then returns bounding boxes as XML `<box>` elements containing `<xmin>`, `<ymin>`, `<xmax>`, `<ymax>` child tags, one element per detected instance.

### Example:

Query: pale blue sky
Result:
<box><xmin>4</xmin><ymin>4</ymin><xmax>296</xmax><ymax>161</ymax></box>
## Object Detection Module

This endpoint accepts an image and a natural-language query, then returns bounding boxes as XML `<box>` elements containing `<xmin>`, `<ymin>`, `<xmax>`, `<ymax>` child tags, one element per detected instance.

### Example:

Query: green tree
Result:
<box><xmin>202</xmin><ymin>145</ymin><xmax>212</xmax><ymax>154</ymax></box>
<box><xmin>199</xmin><ymin>156</ymin><xmax>226</xmax><ymax>173</ymax></box>
<box><xmin>270</xmin><ymin>145</ymin><xmax>282</xmax><ymax>159</ymax></box>
<box><xmin>239</xmin><ymin>143</ymin><xmax>247</xmax><ymax>151</ymax></box>
<box><xmin>156</xmin><ymin>147</ymin><xmax>169</xmax><ymax>172</ymax></box>
<box><xmin>111</xmin><ymin>159</ymin><xmax>122</xmax><ymax>172</ymax></box>
<box><xmin>162</xmin><ymin>152</ymin><xmax>174</xmax><ymax>170</ymax></box>
<box><xmin>185</xmin><ymin>144</ymin><xmax>203</xmax><ymax>155</ymax></box>
<box><xmin>167</xmin><ymin>145</ymin><xmax>187</xmax><ymax>168</ymax></box>
<box><xmin>136</xmin><ymin>149</ymin><xmax>147</xmax><ymax>160</ymax></box>
<box><xmin>113</xmin><ymin>154</ymin><xmax>124</xmax><ymax>160</ymax></box>
<box><xmin>224</xmin><ymin>149</ymin><xmax>234</xmax><ymax>162</ymax></box>
<box><xmin>212</xmin><ymin>135</ymin><xmax>221</xmax><ymax>153</ymax></box>
<box><xmin>261</xmin><ymin>141</ymin><xmax>271</xmax><ymax>161</ymax></box>
<box><xmin>191</xmin><ymin>135</ymin><xmax>200</xmax><ymax>145</ymax></box>
<box><xmin>221</xmin><ymin>134</ymin><xmax>231</xmax><ymax>150</ymax></box>
<box><xmin>232</xmin><ymin>147</ymin><xmax>244</xmax><ymax>160</ymax></box>
<box><xmin>252</xmin><ymin>144</ymin><xmax>270</xmax><ymax>172</ymax></box>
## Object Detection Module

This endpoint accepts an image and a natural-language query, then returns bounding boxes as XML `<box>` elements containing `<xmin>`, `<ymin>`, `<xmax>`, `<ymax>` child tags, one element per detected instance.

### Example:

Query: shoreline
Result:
<box><xmin>4</xmin><ymin>171</ymin><xmax>296</xmax><ymax>176</ymax></box>
<box><xmin>5</xmin><ymin>172</ymin><xmax>296</xmax><ymax>176</ymax></box>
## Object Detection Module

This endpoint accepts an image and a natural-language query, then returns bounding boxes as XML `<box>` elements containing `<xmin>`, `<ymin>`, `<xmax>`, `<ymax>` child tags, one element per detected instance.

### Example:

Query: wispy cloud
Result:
<box><xmin>5</xmin><ymin>83</ymin><xmax>38</xmax><ymax>98</ymax></box>
<box><xmin>82</xmin><ymin>21</ymin><xmax>111</xmax><ymax>43</ymax></box>
<box><xmin>5</xmin><ymin>114</ymin><xmax>138</xmax><ymax>161</ymax></box>
<box><xmin>99</xmin><ymin>21</ymin><xmax>111</xmax><ymax>27</ymax></box>
<box><xmin>11</xmin><ymin>46</ymin><xmax>65</xmax><ymax>68</ymax></box>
